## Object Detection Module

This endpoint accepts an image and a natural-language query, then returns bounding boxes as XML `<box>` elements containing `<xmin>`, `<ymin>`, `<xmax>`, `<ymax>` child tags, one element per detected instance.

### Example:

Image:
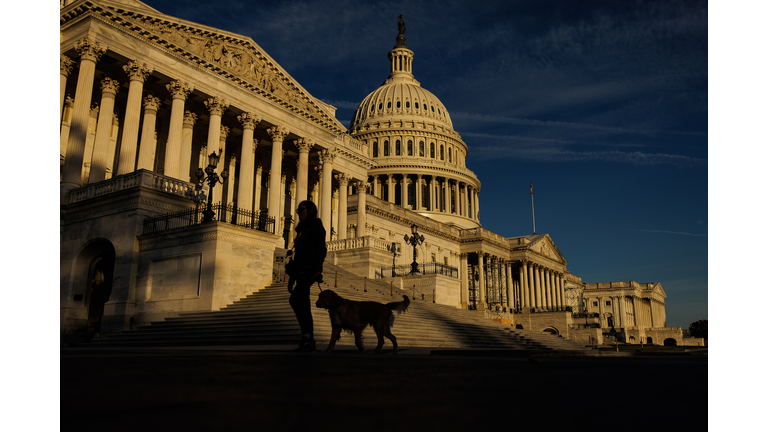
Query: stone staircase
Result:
<box><xmin>93</xmin><ymin>261</ymin><xmax>587</xmax><ymax>352</ymax></box>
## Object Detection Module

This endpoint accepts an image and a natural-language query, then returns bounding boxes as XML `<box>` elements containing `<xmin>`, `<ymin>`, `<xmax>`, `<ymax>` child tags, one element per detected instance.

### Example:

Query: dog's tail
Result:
<box><xmin>387</xmin><ymin>295</ymin><xmax>410</xmax><ymax>315</ymax></box>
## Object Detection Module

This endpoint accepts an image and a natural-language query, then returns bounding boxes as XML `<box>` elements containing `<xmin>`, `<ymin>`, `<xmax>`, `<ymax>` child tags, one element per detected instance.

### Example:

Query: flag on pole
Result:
<box><xmin>530</xmin><ymin>183</ymin><xmax>533</xmax><ymax>195</ymax></box>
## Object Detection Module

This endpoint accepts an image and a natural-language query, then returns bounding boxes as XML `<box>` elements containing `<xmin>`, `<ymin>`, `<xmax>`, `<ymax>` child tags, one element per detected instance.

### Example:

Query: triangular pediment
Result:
<box><xmin>526</xmin><ymin>234</ymin><xmax>567</xmax><ymax>265</ymax></box>
<box><xmin>63</xmin><ymin>0</ymin><xmax>346</xmax><ymax>134</ymax></box>
<box><xmin>649</xmin><ymin>283</ymin><xmax>666</xmax><ymax>298</ymax></box>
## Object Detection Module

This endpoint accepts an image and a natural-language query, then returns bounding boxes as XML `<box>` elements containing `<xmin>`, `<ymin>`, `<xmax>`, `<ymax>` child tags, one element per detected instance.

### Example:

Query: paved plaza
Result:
<box><xmin>60</xmin><ymin>346</ymin><xmax>707</xmax><ymax>431</ymax></box>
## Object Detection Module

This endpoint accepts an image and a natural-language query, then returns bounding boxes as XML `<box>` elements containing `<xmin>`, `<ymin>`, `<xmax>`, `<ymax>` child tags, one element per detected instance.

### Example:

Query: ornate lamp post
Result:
<box><xmin>193</xmin><ymin>150</ymin><xmax>228</xmax><ymax>223</ymax></box>
<box><xmin>403</xmin><ymin>224</ymin><xmax>424</xmax><ymax>275</ymax></box>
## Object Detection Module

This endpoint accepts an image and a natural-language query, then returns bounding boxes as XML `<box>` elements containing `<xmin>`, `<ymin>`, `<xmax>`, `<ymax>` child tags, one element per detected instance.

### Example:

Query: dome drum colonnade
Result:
<box><xmin>59</xmin><ymin>22</ymin><xmax>370</xmax><ymax>244</ymax></box>
<box><xmin>348</xmin><ymin>26</ymin><xmax>481</xmax><ymax>229</ymax></box>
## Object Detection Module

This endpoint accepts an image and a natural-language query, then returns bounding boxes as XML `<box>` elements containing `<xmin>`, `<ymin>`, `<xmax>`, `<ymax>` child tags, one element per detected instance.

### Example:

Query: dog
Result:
<box><xmin>315</xmin><ymin>290</ymin><xmax>410</xmax><ymax>354</ymax></box>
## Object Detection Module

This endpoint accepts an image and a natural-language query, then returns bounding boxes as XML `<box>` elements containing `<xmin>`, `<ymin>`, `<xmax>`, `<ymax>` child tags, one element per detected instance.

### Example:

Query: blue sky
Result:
<box><xmin>134</xmin><ymin>0</ymin><xmax>708</xmax><ymax>328</ymax></box>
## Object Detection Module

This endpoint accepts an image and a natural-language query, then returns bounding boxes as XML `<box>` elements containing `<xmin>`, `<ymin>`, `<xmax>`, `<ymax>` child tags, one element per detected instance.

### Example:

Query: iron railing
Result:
<box><xmin>143</xmin><ymin>203</ymin><xmax>275</xmax><ymax>235</ymax></box>
<box><xmin>379</xmin><ymin>262</ymin><xmax>459</xmax><ymax>278</ymax></box>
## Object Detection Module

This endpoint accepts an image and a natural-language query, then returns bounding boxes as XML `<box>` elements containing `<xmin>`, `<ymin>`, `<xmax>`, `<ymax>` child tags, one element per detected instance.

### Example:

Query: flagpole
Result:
<box><xmin>530</xmin><ymin>182</ymin><xmax>536</xmax><ymax>234</ymax></box>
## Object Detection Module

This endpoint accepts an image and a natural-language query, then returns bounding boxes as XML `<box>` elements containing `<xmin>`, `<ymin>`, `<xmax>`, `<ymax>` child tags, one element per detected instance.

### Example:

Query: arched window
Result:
<box><xmin>406</xmin><ymin>101</ymin><xmax>410</xmax><ymax>108</ymax></box>
<box><xmin>395</xmin><ymin>140</ymin><xmax>401</xmax><ymax>156</ymax></box>
<box><xmin>440</xmin><ymin>144</ymin><xmax>444</xmax><ymax>160</ymax></box>
<box><xmin>373</xmin><ymin>142</ymin><xmax>379</xmax><ymax>158</ymax></box>
<box><xmin>387</xmin><ymin>101</ymin><xmax>391</xmax><ymax>109</ymax></box>
<box><xmin>419</xmin><ymin>141</ymin><xmax>425</xmax><ymax>157</ymax></box>
<box><xmin>430</xmin><ymin>143</ymin><xmax>435</xmax><ymax>158</ymax></box>
<box><xmin>378</xmin><ymin>103</ymin><xmax>382</xmax><ymax>110</ymax></box>
<box><xmin>407</xmin><ymin>140</ymin><xmax>413</xmax><ymax>156</ymax></box>
<box><xmin>415</xmin><ymin>102</ymin><xmax>419</xmax><ymax>109</ymax></box>
<box><xmin>383</xmin><ymin>140</ymin><xmax>389</xmax><ymax>156</ymax></box>
<box><xmin>431</xmin><ymin>105</ymin><xmax>435</xmax><ymax>112</ymax></box>
<box><xmin>397</xmin><ymin>101</ymin><xmax>401</xmax><ymax>108</ymax></box>
<box><xmin>448</xmin><ymin>147</ymin><xmax>452</xmax><ymax>162</ymax></box>
<box><xmin>370</xmin><ymin>105</ymin><xmax>374</xmax><ymax>113</ymax></box>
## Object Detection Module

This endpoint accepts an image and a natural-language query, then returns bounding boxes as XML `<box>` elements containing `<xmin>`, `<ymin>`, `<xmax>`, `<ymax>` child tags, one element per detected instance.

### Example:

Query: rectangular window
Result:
<box><xmin>592</xmin><ymin>301</ymin><xmax>598</xmax><ymax>307</ymax></box>
<box><xmin>605</xmin><ymin>301</ymin><xmax>612</xmax><ymax>306</ymax></box>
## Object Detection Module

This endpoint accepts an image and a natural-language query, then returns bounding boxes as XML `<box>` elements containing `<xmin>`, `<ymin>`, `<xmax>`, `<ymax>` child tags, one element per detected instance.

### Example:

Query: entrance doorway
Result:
<box><xmin>81</xmin><ymin>246</ymin><xmax>115</xmax><ymax>341</ymax></box>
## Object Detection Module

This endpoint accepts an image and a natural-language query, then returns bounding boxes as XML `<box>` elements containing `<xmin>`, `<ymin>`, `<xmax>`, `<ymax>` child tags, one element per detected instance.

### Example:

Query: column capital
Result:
<box><xmin>319</xmin><ymin>149</ymin><xmax>337</xmax><ymax>165</ymax></box>
<box><xmin>99</xmin><ymin>77</ymin><xmax>120</xmax><ymax>95</ymax></box>
<box><xmin>353</xmin><ymin>180</ymin><xmax>370</xmax><ymax>193</ymax></box>
<box><xmin>183</xmin><ymin>110</ymin><xmax>198</xmax><ymax>126</ymax></box>
<box><xmin>142</xmin><ymin>94</ymin><xmax>161</xmax><ymax>112</ymax></box>
<box><xmin>295</xmin><ymin>138</ymin><xmax>315</xmax><ymax>153</ymax></box>
<box><xmin>75</xmin><ymin>38</ymin><xmax>107</xmax><ymax>62</ymax></box>
<box><xmin>460</xmin><ymin>252</ymin><xmax>469</xmax><ymax>259</ymax></box>
<box><xmin>204</xmin><ymin>96</ymin><xmax>229</xmax><ymax>116</ymax></box>
<box><xmin>219</xmin><ymin>125</ymin><xmax>230</xmax><ymax>141</ymax></box>
<box><xmin>123</xmin><ymin>60</ymin><xmax>153</xmax><ymax>82</ymax></box>
<box><xmin>60</xmin><ymin>54</ymin><xmax>74</xmax><ymax>76</ymax></box>
<box><xmin>237</xmin><ymin>112</ymin><xmax>262</xmax><ymax>130</ymax></box>
<box><xmin>267</xmin><ymin>125</ymin><xmax>289</xmax><ymax>141</ymax></box>
<box><xmin>166</xmin><ymin>80</ymin><xmax>194</xmax><ymax>100</ymax></box>
<box><xmin>335</xmin><ymin>172</ymin><xmax>351</xmax><ymax>186</ymax></box>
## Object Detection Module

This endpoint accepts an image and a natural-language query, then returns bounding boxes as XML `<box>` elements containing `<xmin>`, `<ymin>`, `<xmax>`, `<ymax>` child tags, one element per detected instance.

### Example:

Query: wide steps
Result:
<box><xmin>94</xmin><ymin>261</ymin><xmax>587</xmax><ymax>351</ymax></box>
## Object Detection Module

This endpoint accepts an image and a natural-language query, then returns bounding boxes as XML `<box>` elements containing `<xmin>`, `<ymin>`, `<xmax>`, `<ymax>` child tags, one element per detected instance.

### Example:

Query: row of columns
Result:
<box><xmin>371</xmin><ymin>174</ymin><xmax>478</xmax><ymax>220</ymax></box>
<box><xmin>61</xmin><ymin>40</ymin><xmax>369</xmax><ymax>244</ymax></box>
<box><xmin>592</xmin><ymin>295</ymin><xmax>666</xmax><ymax>329</ymax></box>
<box><xmin>516</xmin><ymin>260</ymin><xmax>566</xmax><ymax>311</ymax></box>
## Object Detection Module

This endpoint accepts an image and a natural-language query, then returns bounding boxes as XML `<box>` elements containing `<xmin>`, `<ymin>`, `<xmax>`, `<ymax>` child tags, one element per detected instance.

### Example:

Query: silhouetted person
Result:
<box><xmin>287</xmin><ymin>200</ymin><xmax>326</xmax><ymax>352</ymax></box>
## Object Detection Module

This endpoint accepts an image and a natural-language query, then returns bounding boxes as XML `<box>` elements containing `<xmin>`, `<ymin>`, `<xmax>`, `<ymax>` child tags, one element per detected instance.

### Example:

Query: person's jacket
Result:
<box><xmin>292</xmin><ymin>217</ymin><xmax>327</xmax><ymax>277</ymax></box>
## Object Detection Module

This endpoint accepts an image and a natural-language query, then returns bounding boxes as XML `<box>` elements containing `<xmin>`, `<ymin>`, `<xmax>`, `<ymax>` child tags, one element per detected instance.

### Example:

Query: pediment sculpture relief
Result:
<box><xmin>123</xmin><ymin>16</ymin><xmax>325</xmax><ymax>122</ymax></box>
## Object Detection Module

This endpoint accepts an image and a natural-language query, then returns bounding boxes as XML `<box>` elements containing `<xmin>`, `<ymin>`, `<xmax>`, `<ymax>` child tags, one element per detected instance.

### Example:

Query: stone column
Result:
<box><xmin>460</xmin><ymin>253</ymin><xmax>469</xmax><ymax>309</ymax></box>
<box><xmin>598</xmin><ymin>297</ymin><xmax>605</xmax><ymax>327</ymax></box>
<box><xmin>386</xmin><ymin>174</ymin><xmax>394</xmax><ymax>203</ymax></box>
<box><xmin>216</xmin><ymin>127</ymin><xmax>231</xmax><ymax>204</ymax></box>
<box><xmin>354</xmin><ymin>180</ymin><xmax>369</xmax><ymax>237</ymax></box>
<box><xmin>133</xmin><ymin>96</ymin><xmax>158</xmax><ymax>172</ymax></box>
<box><xmin>320</xmin><ymin>150</ymin><xmax>335</xmax><ymax>241</ymax></box>
<box><xmin>61</xmin><ymin>38</ymin><xmax>107</xmax><ymax>194</ymax></box>
<box><xmin>372</xmin><ymin>175</ymin><xmax>380</xmax><ymax>199</ymax></box>
<box><xmin>520</xmin><ymin>262</ymin><xmax>529</xmax><ymax>308</ymax></box>
<box><xmin>616</xmin><ymin>295</ymin><xmax>626</xmax><ymax>327</ymax></box>
<box><xmin>203</xmin><ymin>96</ymin><xmax>229</xmax><ymax>199</ymax></box>
<box><xmin>237</xmin><ymin>113</ymin><xmax>261</xmax><ymax>211</ymax></box>
<box><xmin>163</xmin><ymin>80</ymin><xmax>193</xmax><ymax>179</ymax></box>
<box><xmin>475</xmin><ymin>189</ymin><xmax>480</xmax><ymax>220</ymax></box>
<box><xmin>477</xmin><ymin>254</ymin><xmax>486</xmax><ymax>311</ymax></box>
<box><xmin>180</xmin><ymin>111</ymin><xmax>198</xmax><ymax>182</ymax></box>
<box><xmin>254</xmin><ymin>165</ymin><xmax>263</xmax><ymax>212</ymax></box>
<box><xmin>227</xmin><ymin>155</ymin><xmax>237</xmax><ymax>206</ymax></box>
<box><xmin>295</xmin><ymin>138</ymin><xmax>314</xmax><ymax>202</ymax></box>
<box><xmin>443</xmin><ymin>178</ymin><xmax>450</xmax><ymax>213</ymax></box>
<box><xmin>415</xmin><ymin>175</ymin><xmax>423</xmax><ymax>210</ymax></box>
<box><xmin>267</xmin><ymin>126</ymin><xmax>288</xmax><ymax>220</ymax></box>
<box><xmin>89</xmin><ymin>77</ymin><xmax>120</xmax><ymax>183</ymax></box>
<box><xmin>278</xmin><ymin>173</ymin><xmax>287</xmax><ymax>235</ymax></box>
<box><xmin>505</xmin><ymin>262</ymin><xmax>513</xmax><ymax>309</ymax></box>
<box><xmin>534</xmin><ymin>265</ymin><xmax>543</xmax><ymax>309</ymax></box>
<box><xmin>335</xmin><ymin>173</ymin><xmax>350</xmax><ymax>240</ymax></box>
<box><xmin>558</xmin><ymin>273</ymin><xmax>565</xmax><ymax>310</ymax></box>
<box><xmin>402</xmin><ymin>175</ymin><xmax>410</xmax><ymax>208</ymax></box>
<box><xmin>631</xmin><ymin>296</ymin><xmax>638</xmax><ymax>327</ymax></box>
<box><xmin>117</xmin><ymin>60</ymin><xmax>153</xmax><ymax>175</ymax></box>
<box><xmin>60</xmin><ymin>55</ymin><xmax>74</xmax><ymax>124</ymax></box>
<box><xmin>468</xmin><ymin>186</ymin><xmax>474</xmax><ymax>219</ymax></box>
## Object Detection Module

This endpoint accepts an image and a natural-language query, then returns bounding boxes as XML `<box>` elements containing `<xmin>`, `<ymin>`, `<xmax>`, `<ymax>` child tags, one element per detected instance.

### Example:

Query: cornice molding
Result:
<box><xmin>60</xmin><ymin>1</ymin><xmax>345</xmax><ymax>135</ymax></box>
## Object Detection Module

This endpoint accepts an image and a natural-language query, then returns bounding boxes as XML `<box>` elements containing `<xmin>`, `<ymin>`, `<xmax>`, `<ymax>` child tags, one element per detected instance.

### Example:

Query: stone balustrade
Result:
<box><xmin>68</xmin><ymin>169</ymin><xmax>195</xmax><ymax>204</ymax></box>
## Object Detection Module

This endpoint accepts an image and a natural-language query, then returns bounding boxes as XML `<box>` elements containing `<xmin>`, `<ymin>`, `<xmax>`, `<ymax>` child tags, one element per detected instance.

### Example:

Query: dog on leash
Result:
<box><xmin>315</xmin><ymin>290</ymin><xmax>410</xmax><ymax>354</ymax></box>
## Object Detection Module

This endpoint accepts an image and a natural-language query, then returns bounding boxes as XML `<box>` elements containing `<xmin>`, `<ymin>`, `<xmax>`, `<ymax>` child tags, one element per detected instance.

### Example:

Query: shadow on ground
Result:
<box><xmin>61</xmin><ymin>347</ymin><xmax>707</xmax><ymax>431</ymax></box>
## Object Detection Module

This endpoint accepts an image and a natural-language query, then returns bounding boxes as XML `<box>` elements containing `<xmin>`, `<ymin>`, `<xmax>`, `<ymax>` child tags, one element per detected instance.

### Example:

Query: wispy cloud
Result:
<box><xmin>452</xmin><ymin>112</ymin><xmax>651</xmax><ymax>136</ymax></box>
<box><xmin>469</xmin><ymin>145</ymin><xmax>707</xmax><ymax>168</ymax></box>
<box><xmin>630</xmin><ymin>229</ymin><xmax>708</xmax><ymax>237</ymax></box>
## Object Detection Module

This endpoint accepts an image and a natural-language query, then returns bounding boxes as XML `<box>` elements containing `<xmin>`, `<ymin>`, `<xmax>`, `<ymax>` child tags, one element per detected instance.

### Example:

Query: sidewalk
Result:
<box><xmin>61</xmin><ymin>344</ymin><xmax>707</xmax><ymax>432</ymax></box>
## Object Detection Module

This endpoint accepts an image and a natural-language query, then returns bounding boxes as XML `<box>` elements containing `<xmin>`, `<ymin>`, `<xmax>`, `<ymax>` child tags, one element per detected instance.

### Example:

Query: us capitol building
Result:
<box><xmin>59</xmin><ymin>0</ymin><xmax>688</xmax><ymax>347</ymax></box>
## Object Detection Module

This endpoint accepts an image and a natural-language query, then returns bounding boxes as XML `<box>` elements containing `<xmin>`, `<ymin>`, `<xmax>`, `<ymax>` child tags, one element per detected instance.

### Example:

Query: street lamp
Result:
<box><xmin>193</xmin><ymin>149</ymin><xmax>228</xmax><ymax>223</ymax></box>
<box><xmin>403</xmin><ymin>224</ymin><xmax>424</xmax><ymax>275</ymax></box>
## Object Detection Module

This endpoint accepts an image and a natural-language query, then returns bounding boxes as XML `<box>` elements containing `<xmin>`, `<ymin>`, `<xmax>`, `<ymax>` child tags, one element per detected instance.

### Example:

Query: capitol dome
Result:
<box><xmin>349</xmin><ymin>19</ymin><xmax>482</xmax><ymax>229</ymax></box>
